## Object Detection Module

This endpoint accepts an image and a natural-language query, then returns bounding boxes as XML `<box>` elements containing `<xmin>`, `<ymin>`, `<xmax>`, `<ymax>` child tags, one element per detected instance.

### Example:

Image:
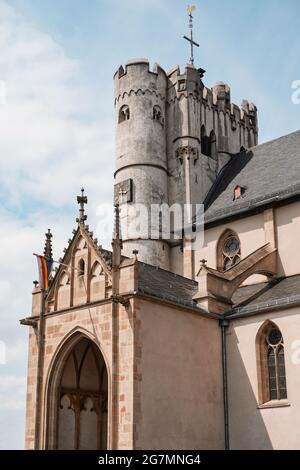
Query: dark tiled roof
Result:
<box><xmin>99</xmin><ymin>248</ymin><xmax>200</xmax><ymax>310</ymax></box>
<box><xmin>137</xmin><ymin>262</ymin><xmax>199</xmax><ymax>308</ymax></box>
<box><xmin>104</xmin><ymin>243</ymin><xmax>300</xmax><ymax>315</ymax></box>
<box><xmin>95</xmin><ymin>248</ymin><xmax>300</xmax><ymax>317</ymax></box>
<box><xmin>134</xmin><ymin>262</ymin><xmax>300</xmax><ymax>317</ymax></box>
<box><xmin>229</xmin><ymin>275</ymin><xmax>300</xmax><ymax>316</ymax></box>
<box><xmin>205</xmin><ymin>130</ymin><xmax>300</xmax><ymax>224</ymax></box>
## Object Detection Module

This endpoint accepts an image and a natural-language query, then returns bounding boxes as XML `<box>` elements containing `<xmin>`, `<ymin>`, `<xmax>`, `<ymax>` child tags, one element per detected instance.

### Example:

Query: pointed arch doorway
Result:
<box><xmin>46</xmin><ymin>335</ymin><xmax>108</xmax><ymax>450</ymax></box>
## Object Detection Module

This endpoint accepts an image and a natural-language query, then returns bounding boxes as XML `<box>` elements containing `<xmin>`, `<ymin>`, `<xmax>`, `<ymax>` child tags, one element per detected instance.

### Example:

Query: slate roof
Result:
<box><xmin>136</xmin><ymin>263</ymin><xmax>300</xmax><ymax>317</ymax></box>
<box><xmin>100</xmin><ymin>245</ymin><xmax>300</xmax><ymax>315</ymax></box>
<box><xmin>137</xmin><ymin>262</ymin><xmax>199</xmax><ymax>308</ymax></box>
<box><xmin>135</xmin><ymin>265</ymin><xmax>300</xmax><ymax>316</ymax></box>
<box><xmin>229</xmin><ymin>275</ymin><xmax>300</xmax><ymax>317</ymax></box>
<box><xmin>92</xmin><ymin>248</ymin><xmax>201</xmax><ymax>310</ymax></box>
<box><xmin>204</xmin><ymin>130</ymin><xmax>300</xmax><ymax>224</ymax></box>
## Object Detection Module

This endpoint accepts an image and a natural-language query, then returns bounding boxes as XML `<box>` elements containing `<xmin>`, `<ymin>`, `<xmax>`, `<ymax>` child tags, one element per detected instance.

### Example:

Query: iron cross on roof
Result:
<box><xmin>183</xmin><ymin>5</ymin><xmax>199</xmax><ymax>66</ymax></box>
<box><xmin>77</xmin><ymin>188</ymin><xmax>88</xmax><ymax>224</ymax></box>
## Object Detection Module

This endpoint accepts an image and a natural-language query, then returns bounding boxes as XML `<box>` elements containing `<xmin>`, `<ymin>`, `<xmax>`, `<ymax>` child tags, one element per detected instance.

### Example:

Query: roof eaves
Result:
<box><xmin>226</xmin><ymin>294</ymin><xmax>300</xmax><ymax>319</ymax></box>
<box><xmin>136</xmin><ymin>287</ymin><xmax>221</xmax><ymax>320</ymax></box>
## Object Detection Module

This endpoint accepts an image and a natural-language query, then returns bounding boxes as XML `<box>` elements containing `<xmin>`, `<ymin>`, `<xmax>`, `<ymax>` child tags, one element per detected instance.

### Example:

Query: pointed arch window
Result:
<box><xmin>91</xmin><ymin>261</ymin><xmax>102</xmax><ymax>278</ymax></box>
<box><xmin>266</xmin><ymin>327</ymin><xmax>287</xmax><ymax>401</ymax></box>
<box><xmin>201</xmin><ymin>125</ymin><xmax>210</xmax><ymax>157</ymax></box>
<box><xmin>56</xmin><ymin>338</ymin><xmax>108</xmax><ymax>450</ymax></box>
<box><xmin>78</xmin><ymin>259</ymin><xmax>85</xmax><ymax>277</ymax></box>
<box><xmin>153</xmin><ymin>105</ymin><xmax>163</xmax><ymax>125</ymax></box>
<box><xmin>217</xmin><ymin>230</ymin><xmax>241</xmax><ymax>272</ymax></box>
<box><xmin>256</xmin><ymin>322</ymin><xmax>287</xmax><ymax>404</ymax></box>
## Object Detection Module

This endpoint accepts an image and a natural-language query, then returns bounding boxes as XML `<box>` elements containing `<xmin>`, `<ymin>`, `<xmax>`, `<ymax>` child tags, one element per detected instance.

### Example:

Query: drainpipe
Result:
<box><xmin>220</xmin><ymin>318</ymin><xmax>230</xmax><ymax>450</ymax></box>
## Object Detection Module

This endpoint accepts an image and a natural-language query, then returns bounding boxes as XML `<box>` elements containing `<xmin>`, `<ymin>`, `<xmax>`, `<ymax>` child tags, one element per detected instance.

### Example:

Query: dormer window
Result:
<box><xmin>233</xmin><ymin>185</ymin><xmax>246</xmax><ymax>201</ymax></box>
<box><xmin>119</xmin><ymin>105</ymin><xmax>130</xmax><ymax>123</ymax></box>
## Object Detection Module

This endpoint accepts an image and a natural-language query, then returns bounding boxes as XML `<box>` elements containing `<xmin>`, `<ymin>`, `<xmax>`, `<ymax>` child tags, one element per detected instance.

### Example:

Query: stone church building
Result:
<box><xmin>22</xmin><ymin>58</ymin><xmax>300</xmax><ymax>450</ymax></box>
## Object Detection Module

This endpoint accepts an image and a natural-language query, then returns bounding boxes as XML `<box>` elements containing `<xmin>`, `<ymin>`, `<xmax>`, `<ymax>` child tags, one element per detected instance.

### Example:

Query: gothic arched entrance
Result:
<box><xmin>46</xmin><ymin>335</ymin><xmax>108</xmax><ymax>450</ymax></box>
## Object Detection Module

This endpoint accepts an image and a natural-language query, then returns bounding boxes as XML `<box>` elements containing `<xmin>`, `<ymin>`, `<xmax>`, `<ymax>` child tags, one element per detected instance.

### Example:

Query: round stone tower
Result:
<box><xmin>114</xmin><ymin>59</ymin><xmax>169</xmax><ymax>269</ymax></box>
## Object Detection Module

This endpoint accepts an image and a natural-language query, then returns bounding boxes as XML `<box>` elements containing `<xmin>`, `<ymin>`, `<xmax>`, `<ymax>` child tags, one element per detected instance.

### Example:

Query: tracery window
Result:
<box><xmin>57</xmin><ymin>338</ymin><xmax>108</xmax><ymax>450</ymax></box>
<box><xmin>256</xmin><ymin>322</ymin><xmax>287</xmax><ymax>404</ymax></box>
<box><xmin>266</xmin><ymin>327</ymin><xmax>287</xmax><ymax>401</ymax></box>
<box><xmin>217</xmin><ymin>230</ymin><xmax>241</xmax><ymax>272</ymax></box>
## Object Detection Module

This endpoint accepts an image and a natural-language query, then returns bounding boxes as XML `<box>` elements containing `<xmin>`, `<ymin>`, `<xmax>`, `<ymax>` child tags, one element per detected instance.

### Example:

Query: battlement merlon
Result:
<box><xmin>114</xmin><ymin>59</ymin><xmax>168</xmax><ymax>103</ymax></box>
<box><xmin>212</xmin><ymin>82</ymin><xmax>258</xmax><ymax>129</ymax></box>
<box><xmin>166</xmin><ymin>63</ymin><xmax>258</xmax><ymax>131</ymax></box>
<box><xmin>114</xmin><ymin>60</ymin><xmax>258</xmax><ymax>130</ymax></box>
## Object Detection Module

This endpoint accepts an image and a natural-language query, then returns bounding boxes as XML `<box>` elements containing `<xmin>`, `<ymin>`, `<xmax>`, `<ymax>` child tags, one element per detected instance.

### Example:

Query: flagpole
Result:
<box><xmin>52</xmin><ymin>260</ymin><xmax>81</xmax><ymax>271</ymax></box>
<box><xmin>34</xmin><ymin>284</ymin><xmax>46</xmax><ymax>450</ymax></box>
<box><xmin>32</xmin><ymin>252</ymin><xmax>52</xmax><ymax>448</ymax></box>
<box><xmin>33</xmin><ymin>253</ymin><xmax>81</xmax><ymax>273</ymax></box>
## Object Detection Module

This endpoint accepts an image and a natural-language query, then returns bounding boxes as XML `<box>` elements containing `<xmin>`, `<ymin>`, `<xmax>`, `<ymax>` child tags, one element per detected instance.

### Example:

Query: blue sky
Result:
<box><xmin>0</xmin><ymin>0</ymin><xmax>299</xmax><ymax>449</ymax></box>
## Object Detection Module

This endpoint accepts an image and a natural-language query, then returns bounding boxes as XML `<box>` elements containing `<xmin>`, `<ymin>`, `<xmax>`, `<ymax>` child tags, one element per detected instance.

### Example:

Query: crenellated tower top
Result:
<box><xmin>113</xmin><ymin>58</ymin><xmax>258</xmax><ymax>270</ymax></box>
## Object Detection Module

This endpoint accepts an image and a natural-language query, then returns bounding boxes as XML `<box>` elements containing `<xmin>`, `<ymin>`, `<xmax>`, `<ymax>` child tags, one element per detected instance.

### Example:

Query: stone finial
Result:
<box><xmin>113</xmin><ymin>204</ymin><xmax>122</xmax><ymax>241</ymax></box>
<box><xmin>76</xmin><ymin>188</ymin><xmax>88</xmax><ymax>225</ymax></box>
<box><xmin>132</xmin><ymin>249</ymin><xmax>139</xmax><ymax>260</ymax></box>
<box><xmin>44</xmin><ymin>229</ymin><xmax>53</xmax><ymax>259</ymax></box>
<box><xmin>200</xmin><ymin>258</ymin><xmax>207</xmax><ymax>267</ymax></box>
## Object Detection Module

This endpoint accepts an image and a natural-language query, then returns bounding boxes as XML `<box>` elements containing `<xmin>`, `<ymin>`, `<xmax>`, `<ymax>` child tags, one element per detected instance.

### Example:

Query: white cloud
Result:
<box><xmin>6</xmin><ymin>339</ymin><xmax>28</xmax><ymax>364</ymax></box>
<box><xmin>0</xmin><ymin>376</ymin><xmax>26</xmax><ymax>412</ymax></box>
<box><xmin>0</xmin><ymin>0</ymin><xmax>115</xmax><ymax>448</ymax></box>
<box><xmin>0</xmin><ymin>0</ymin><xmax>114</xmax><ymax>208</ymax></box>
<box><xmin>0</xmin><ymin>375</ymin><xmax>26</xmax><ymax>449</ymax></box>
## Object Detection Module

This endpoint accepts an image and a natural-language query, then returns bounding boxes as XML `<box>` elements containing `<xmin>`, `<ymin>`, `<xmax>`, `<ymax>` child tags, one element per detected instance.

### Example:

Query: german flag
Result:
<box><xmin>34</xmin><ymin>255</ymin><xmax>53</xmax><ymax>290</ymax></box>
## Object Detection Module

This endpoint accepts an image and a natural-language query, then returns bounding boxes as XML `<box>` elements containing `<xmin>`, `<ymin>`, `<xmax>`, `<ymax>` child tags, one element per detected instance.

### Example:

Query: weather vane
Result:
<box><xmin>183</xmin><ymin>5</ymin><xmax>199</xmax><ymax>66</ymax></box>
